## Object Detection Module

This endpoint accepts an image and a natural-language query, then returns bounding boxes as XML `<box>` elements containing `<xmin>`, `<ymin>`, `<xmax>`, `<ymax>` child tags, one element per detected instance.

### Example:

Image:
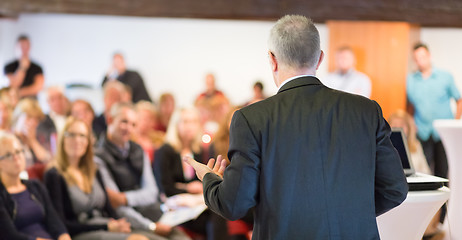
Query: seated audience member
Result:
<box><xmin>195</xmin><ymin>73</ymin><xmax>230</xmax><ymax>135</ymax></box>
<box><xmin>94</xmin><ymin>102</ymin><xmax>190</xmax><ymax>240</ymax></box>
<box><xmin>322</xmin><ymin>46</ymin><xmax>372</xmax><ymax>98</ymax></box>
<box><xmin>133</xmin><ymin>101</ymin><xmax>165</xmax><ymax>163</ymax></box>
<box><xmin>244</xmin><ymin>81</ymin><xmax>265</xmax><ymax>106</ymax></box>
<box><xmin>3</xmin><ymin>35</ymin><xmax>45</xmax><ymax>99</ymax></box>
<box><xmin>102</xmin><ymin>53</ymin><xmax>152</xmax><ymax>103</ymax></box>
<box><xmin>36</xmin><ymin>86</ymin><xmax>69</xmax><ymax>156</ymax></box>
<box><xmin>0</xmin><ymin>100</ymin><xmax>13</xmax><ymax>131</ymax></box>
<box><xmin>0</xmin><ymin>131</ymin><xmax>71</xmax><ymax>240</ymax></box>
<box><xmin>93</xmin><ymin>81</ymin><xmax>130</xmax><ymax>140</ymax></box>
<box><xmin>388</xmin><ymin>110</ymin><xmax>431</xmax><ymax>174</ymax></box>
<box><xmin>209</xmin><ymin>108</ymin><xmax>253</xmax><ymax>240</ymax></box>
<box><xmin>155</xmin><ymin>93</ymin><xmax>175</xmax><ymax>133</ymax></box>
<box><xmin>0</xmin><ymin>87</ymin><xmax>20</xmax><ymax>109</ymax></box>
<box><xmin>12</xmin><ymin>98</ymin><xmax>51</xmax><ymax>179</ymax></box>
<box><xmin>154</xmin><ymin>108</ymin><xmax>229</xmax><ymax>240</ymax></box>
<box><xmin>71</xmin><ymin>99</ymin><xmax>96</xmax><ymax>144</ymax></box>
<box><xmin>44</xmin><ymin>117</ymin><xmax>147</xmax><ymax>240</ymax></box>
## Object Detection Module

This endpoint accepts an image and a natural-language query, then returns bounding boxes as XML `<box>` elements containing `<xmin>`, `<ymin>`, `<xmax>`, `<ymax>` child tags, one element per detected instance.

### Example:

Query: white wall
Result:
<box><xmin>421</xmin><ymin>28</ymin><xmax>462</xmax><ymax>92</ymax></box>
<box><xmin>1</xmin><ymin>13</ymin><xmax>461</xmax><ymax>114</ymax></box>
<box><xmin>0</xmin><ymin>14</ymin><xmax>331</xmax><ymax>113</ymax></box>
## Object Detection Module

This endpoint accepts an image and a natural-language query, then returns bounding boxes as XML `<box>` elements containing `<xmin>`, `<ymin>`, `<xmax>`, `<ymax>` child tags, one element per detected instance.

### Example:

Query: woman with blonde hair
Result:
<box><xmin>388</xmin><ymin>110</ymin><xmax>431</xmax><ymax>174</ymax></box>
<box><xmin>133</xmin><ymin>100</ymin><xmax>165</xmax><ymax>163</ymax></box>
<box><xmin>154</xmin><ymin>107</ymin><xmax>229</xmax><ymax>240</ymax></box>
<box><xmin>0</xmin><ymin>131</ymin><xmax>71</xmax><ymax>240</ymax></box>
<box><xmin>12</xmin><ymin>98</ymin><xmax>51</xmax><ymax>180</ymax></box>
<box><xmin>44</xmin><ymin>117</ymin><xmax>146</xmax><ymax>240</ymax></box>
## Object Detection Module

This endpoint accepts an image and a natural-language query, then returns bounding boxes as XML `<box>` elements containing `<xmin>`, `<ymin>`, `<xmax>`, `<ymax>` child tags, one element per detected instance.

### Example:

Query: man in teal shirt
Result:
<box><xmin>407</xmin><ymin>43</ymin><xmax>462</xmax><ymax>179</ymax></box>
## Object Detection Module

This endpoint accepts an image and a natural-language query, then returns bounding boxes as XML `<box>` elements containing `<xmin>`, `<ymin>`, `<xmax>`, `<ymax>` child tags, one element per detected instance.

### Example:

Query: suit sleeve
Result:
<box><xmin>203</xmin><ymin>110</ymin><xmax>260</xmax><ymax>220</ymax></box>
<box><xmin>373</xmin><ymin>101</ymin><xmax>408</xmax><ymax>216</ymax></box>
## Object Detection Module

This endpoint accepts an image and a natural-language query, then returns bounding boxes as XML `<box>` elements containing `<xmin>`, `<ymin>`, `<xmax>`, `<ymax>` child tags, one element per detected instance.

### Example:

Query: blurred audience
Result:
<box><xmin>71</xmin><ymin>99</ymin><xmax>96</xmax><ymax>144</ymax></box>
<box><xmin>93</xmin><ymin>81</ymin><xmax>131</xmax><ymax>140</ymax></box>
<box><xmin>3</xmin><ymin>35</ymin><xmax>45</xmax><ymax>99</ymax></box>
<box><xmin>322</xmin><ymin>46</ymin><xmax>371</xmax><ymax>98</ymax></box>
<box><xmin>94</xmin><ymin>102</ymin><xmax>190</xmax><ymax>240</ymax></box>
<box><xmin>36</xmin><ymin>86</ymin><xmax>69</xmax><ymax>156</ymax></box>
<box><xmin>0</xmin><ymin>131</ymin><xmax>71</xmax><ymax>240</ymax></box>
<box><xmin>154</xmin><ymin>107</ymin><xmax>229</xmax><ymax>240</ymax></box>
<box><xmin>0</xmin><ymin>87</ymin><xmax>20</xmax><ymax>109</ymax></box>
<box><xmin>244</xmin><ymin>81</ymin><xmax>265</xmax><ymax>106</ymax></box>
<box><xmin>44</xmin><ymin>117</ymin><xmax>147</xmax><ymax>240</ymax></box>
<box><xmin>195</xmin><ymin>73</ymin><xmax>230</xmax><ymax>135</ymax></box>
<box><xmin>133</xmin><ymin>101</ymin><xmax>165</xmax><ymax>163</ymax></box>
<box><xmin>155</xmin><ymin>93</ymin><xmax>176</xmax><ymax>133</ymax></box>
<box><xmin>0</xmin><ymin>100</ymin><xmax>13</xmax><ymax>131</ymax></box>
<box><xmin>103</xmin><ymin>53</ymin><xmax>152</xmax><ymax>103</ymax></box>
<box><xmin>12</xmin><ymin>98</ymin><xmax>51</xmax><ymax>179</ymax></box>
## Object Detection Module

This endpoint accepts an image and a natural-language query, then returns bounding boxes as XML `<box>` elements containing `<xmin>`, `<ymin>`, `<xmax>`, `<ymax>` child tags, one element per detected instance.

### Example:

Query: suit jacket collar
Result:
<box><xmin>277</xmin><ymin>76</ymin><xmax>323</xmax><ymax>94</ymax></box>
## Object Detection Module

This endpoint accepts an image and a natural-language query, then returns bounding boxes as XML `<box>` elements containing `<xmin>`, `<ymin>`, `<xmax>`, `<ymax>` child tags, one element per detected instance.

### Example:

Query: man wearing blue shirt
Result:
<box><xmin>407</xmin><ymin>43</ymin><xmax>462</xmax><ymax>179</ymax></box>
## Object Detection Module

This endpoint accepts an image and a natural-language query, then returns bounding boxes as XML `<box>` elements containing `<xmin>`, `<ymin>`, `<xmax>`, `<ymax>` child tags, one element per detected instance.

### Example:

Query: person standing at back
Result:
<box><xmin>3</xmin><ymin>35</ymin><xmax>45</xmax><ymax>99</ymax></box>
<box><xmin>407</xmin><ymin>43</ymin><xmax>462</xmax><ymax>179</ymax></box>
<box><xmin>184</xmin><ymin>15</ymin><xmax>408</xmax><ymax>240</ymax></box>
<box><xmin>102</xmin><ymin>53</ymin><xmax>152</xmax><ymax>103</ymax></box>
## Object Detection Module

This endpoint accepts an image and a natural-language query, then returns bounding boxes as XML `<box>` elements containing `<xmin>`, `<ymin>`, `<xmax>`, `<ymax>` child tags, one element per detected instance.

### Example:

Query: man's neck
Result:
<box><xmin>420</xmin><ymin>66</ymin><xmax>432</xmax><ymax>79</ymax></box>
<box><xmin>107</xmin><ymin>134</ymin><xmax>127</xmax><ymax>149</ymax></box>
<box><xmin>276</xmin><ymin>67</ymin><xmax>316</xmax><ymax>88</ymax></box>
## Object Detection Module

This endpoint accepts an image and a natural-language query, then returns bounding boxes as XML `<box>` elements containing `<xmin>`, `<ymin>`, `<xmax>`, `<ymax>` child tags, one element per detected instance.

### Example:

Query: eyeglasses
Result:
<box><xmin>64</xmin><ymin>132</ymin><xmax>88</xmax><ymax>140</ymax></box>
<box><xmin>0</xmin><ymin>149</ymin><xmax>25</xmax><ymax>161</ymax></box>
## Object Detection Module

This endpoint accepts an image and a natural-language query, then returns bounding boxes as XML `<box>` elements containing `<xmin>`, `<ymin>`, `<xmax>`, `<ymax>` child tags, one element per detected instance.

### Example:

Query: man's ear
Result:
<box><xmin>316</xmin><ymin>50</ymin><xmax>324</xmax><ymax>70</ymax></box>
<box><xmin>106</xmin><ymin>114</ymin><xmax>113</xmax><ymax>126</ymax></box>
<box><xmin>269</xmin><ymin>51</ymin><xmax>278</xmax><ymax>73</ymax></box>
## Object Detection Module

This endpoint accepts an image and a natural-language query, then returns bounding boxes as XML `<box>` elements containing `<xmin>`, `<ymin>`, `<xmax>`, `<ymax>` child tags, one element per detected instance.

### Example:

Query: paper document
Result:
<box><xmin>158</xmin><ymin>204</ymin><xmax>207</xmax><ymax>226</ymax></box>
<box><xmin>158</xmin><ymin>193</ymin><xmax>208</xmax><ymax>226</ymax></box>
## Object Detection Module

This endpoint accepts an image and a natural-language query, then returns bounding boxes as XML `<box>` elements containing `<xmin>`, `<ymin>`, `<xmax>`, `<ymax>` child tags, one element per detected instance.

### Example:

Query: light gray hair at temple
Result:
<box><xmin>268</xmin><ymin>15</ymin><xmax>321</xmax><ymax>70</ymax></box>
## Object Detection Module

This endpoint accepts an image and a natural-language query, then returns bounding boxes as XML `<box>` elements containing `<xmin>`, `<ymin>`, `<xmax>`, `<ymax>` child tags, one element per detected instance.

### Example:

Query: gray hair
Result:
<box><xmin>268</xmin><ymin>15</ymin><xmax>321</xmax><ymax>70</ymax></box>
<box><xmin>109</xmin><ymin>102</ymin><xmax>135</xmax><ymax>119</ymax></box>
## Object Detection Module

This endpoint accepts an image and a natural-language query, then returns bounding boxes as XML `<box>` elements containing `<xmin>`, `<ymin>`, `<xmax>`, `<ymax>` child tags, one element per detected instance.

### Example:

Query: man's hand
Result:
<box><xmin>106</xmin><ymin>188</ymin><xmax>128</xmax><ymax>208</ymax></box>
<box><xmin>153</xmin><ymin>222</ymin><xmax>173</xmax><ymax>236</ymax></box>
<box><xmin>183</xmin><ymin>155</ymin><xmax>229</xmax><ymax>181</ymax></box>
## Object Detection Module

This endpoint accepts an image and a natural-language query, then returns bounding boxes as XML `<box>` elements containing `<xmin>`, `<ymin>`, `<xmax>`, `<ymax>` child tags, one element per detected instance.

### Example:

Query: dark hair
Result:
<box><xmin>17</xmin><ymin>34</ymin><xmax>29</xmax><ymax>42</ymax></box>
<box><xmin>254</xmin><ymin>81</ymin><xmax>264</xmax><ymax>91</ymax></box>
<box><xmin>413</xmin><ymin>42</ymin><xmax>429</xmax><ymax>52</ymax></box>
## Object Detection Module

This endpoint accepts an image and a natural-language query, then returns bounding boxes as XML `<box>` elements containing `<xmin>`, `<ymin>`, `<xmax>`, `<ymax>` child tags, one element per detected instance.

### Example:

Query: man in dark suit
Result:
<box><xmin>185</xmin><ymin>15</ymin><xmax>408</xmax><ymax>239</ymax></box>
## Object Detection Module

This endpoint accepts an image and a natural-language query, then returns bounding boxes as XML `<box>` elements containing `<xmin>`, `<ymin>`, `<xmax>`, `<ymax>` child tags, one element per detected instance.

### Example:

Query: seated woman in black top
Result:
<box><xmin>44</xmin><ymin>117</ymin><xmax>147</xmax><ymax>240</ymax></box>
<box><xmin>154</xmin><ymin>108</ymin><xmax>229</xmax><ymax>240</ymax></box>
<box><xmin>0</xmin><ymin>131</ymin><xmax>70</xmax><ymax>240</ymax></box>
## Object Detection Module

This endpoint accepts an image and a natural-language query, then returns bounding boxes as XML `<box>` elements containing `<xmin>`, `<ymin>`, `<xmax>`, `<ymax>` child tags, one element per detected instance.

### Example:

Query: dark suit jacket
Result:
<box><xmin>203</xmin><ymin>76</ymin><xmax>408</xmax><ymax>240</ymax></box>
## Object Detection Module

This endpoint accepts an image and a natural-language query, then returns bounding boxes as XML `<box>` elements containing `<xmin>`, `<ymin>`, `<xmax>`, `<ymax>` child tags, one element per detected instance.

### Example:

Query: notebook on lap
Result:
<box><xmin>390</xmin><ymin>128</ymin><xmax>448</xmax><ymax>191</ymax></box>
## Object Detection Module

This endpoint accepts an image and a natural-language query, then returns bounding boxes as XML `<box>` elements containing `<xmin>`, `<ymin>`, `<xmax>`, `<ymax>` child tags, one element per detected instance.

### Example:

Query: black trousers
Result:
<box><xmin>419</xmin><ymin>136</ymin><xmax>448</xmax><ymax>178</ymax></box>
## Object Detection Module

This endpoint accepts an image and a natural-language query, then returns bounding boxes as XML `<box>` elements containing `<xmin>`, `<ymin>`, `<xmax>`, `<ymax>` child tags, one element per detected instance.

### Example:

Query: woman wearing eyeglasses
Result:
<box><xmin>0</xmin><ymin>131</ymin><xmax>71</xmax><ymax>240</ymax></box>
<box><xmin>44</xmin><ymin>117</ymin><xmax>147</xmax><ymax>240</ymax></box>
